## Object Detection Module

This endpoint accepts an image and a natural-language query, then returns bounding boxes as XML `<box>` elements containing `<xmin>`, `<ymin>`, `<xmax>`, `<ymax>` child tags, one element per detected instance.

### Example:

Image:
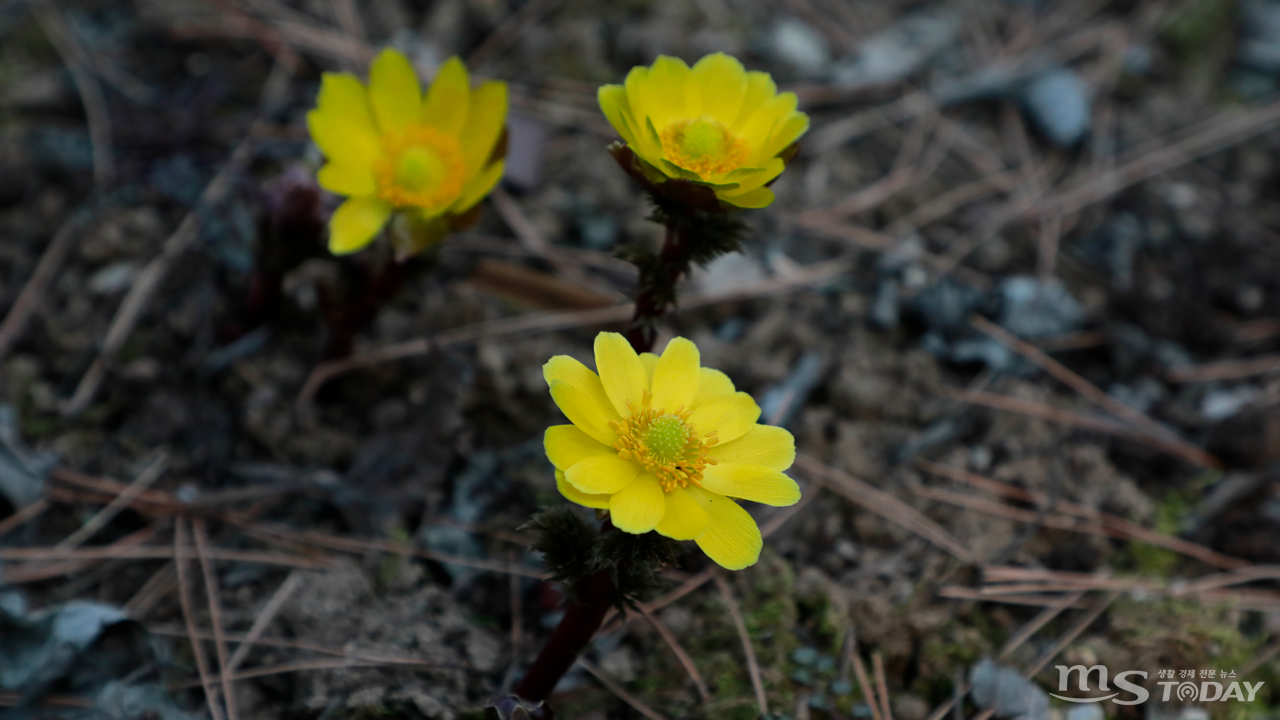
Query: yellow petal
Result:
<box><xmin>368</xmin><ymin>48</ymin><xmax>422</xmax><ymax>135</ymax></box>
<box><xmin>655</xmin><ymin>487</ymin><xmax>709</xmax><ymax>540</ymax></box>
<box><xmin>700</xmin><ymin>464</ymin><xmax>800</xmax><ymax>506</ymax></box>
<box><xmin>594</xmin><ymin>332</ymin><xmax>649</xmax><ymax>417</ymax></box>
<box><xmin>608</xmin><ymin>473</ymin><xmax>665</xmax><ymax>533</ymax></box>
<box><xmin>687</xmin><ymin>391</ymin><xmax>760</xmax><ymax>443</ymax></box>
<box><xmin>708</xmin><ymin>425</ymin><xmax>795</xmax><ymax>470</ymax></box>
<box><xmin>691</xmin><ymin>368</ymin><xmax>735</xmax><ymax>409</ymax></box>
<box><xmin>639</xmin><ymin>352</ymin><xmax>659</xmax><ymax>387</ymax></box>
<box><xmin>458</xmin><ymin>80</ymin><xmax>507</xmax><ymax>177</ymax></box>
<box><xmin>422</xmin><ymin>56</ymin><xmax>470</xmax><ymax>137</ymax></box>
<box><xmin>720</xmin><ymin>186</ymin><xmax>775</xmax><ymax>209</ymax></box>
<box><xmin>688</xmin><ymin>486</ymin><xmax>762</xmax><ymax>570</ymax></box>
<box><xmin>599</xmin><ymin>83</ymin><xmax>638</xmax><ymax>146</ymax></box>
<box><xmin>653</xmin><ymin>55</ymin><xmax>698</xmax><ymax>117</ymax></box>
<box><xmin>693</xmin><ymin>53</ymin><xmax>748</xmax><ymax>125</ymax></box>
<box><xmin>307</xmin><ymin>73</ymin><xmax>380</xmax><ymax>168</ymax></box>
<box><xmin>650</xmin><ymin>337</ymin><xmax>700</xmax><ymax>412</ymax></box>
<box><xmin>545</xmin><ymin>424</ymin><xmax>613</xmax><ymax>471</ymax></box>
<box><xmin>739</xmin><ymin>92</ymin><xmax>798</xmax><ymax>148</ymax></box>
<box><xmin>628</xmin><ymin>57</ymin><xmax>692</xmax><ymax>138</ymax></box>
<box><xmin>566</xmin><ymin>455</ymin><xmax>641</xmax><ymax>495</ymax></box>
<box><xmin>717</xmin><ymin>159</ymin><xmax>785</xmax><ymax>195</ymax></box>
<box><xmin>759</xmin><ymin>112</ymin><xmax>809</xmax><ymax>162</ymax></box>
<box><xmin>623</xmin><ymin>66</ymin><xmax>652</xmax><ymax>140</ymax></box>
<box><xmin>450</xmin><ymin>159</ymin><xmax>503</xmax><ymax>214</ymax></box>
<box><xmin>544</xmin><ymin>355</ymin><xmax>620</xmax><ymax>445</ymax></box>
<box><xmin>557</xmin><ymin>469</ymin><xmax>611</xmax><ymax>509</ymax></box>
<box><xmin>317</xmin><ymin>161</ymin><xmax>376</xmax><ymax>197</ymax></box>
<box><xmin>328</xmin><ymin>196</ymin><xmax>392</xmax><ymax>254</ymax></box>
<box><xmin>732</xmin><ymin>71</ymin><xmax>778</xmax><ymax>131</ymax></box>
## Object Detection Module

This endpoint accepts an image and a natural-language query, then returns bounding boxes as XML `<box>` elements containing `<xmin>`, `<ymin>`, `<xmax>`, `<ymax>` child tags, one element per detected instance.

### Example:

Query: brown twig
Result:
<box><xmin>167</xmin><ymin>658</ymin><xmax>425</xmax><ymax>689</ymax></box>
<box><xmin>998</xmin><ymin>591</ymin><xmax>1087</xmax><ymax>659</ymax></box>
<box><xmin>0</xmin><ymin>545</ymin><xmax>332</xmax><ymax>567</ymax></box>
<box><xmin>935</xmin><ymin>386</ymin><xmax>1220</xmax><ymax>469</ymax></box>
<box><xmin>201</xmin><ymin>0</ymin><xmax>303</xmax><ymax>71</ymax></box>
<box><xmin>0</xmin><ymin>499</ymin><xmax>51</xmax><ymax>538</ymax></box>
<box><xmin>193</xmin><ymin>517</ymin><xmax>240</xmax><ymax>720</ymax></box>
<box><xmin>149</xmin><ymin>623</ymin><xmax>460</xmax><ymax>668</ymax></box>
<box><xmin>1241</xmin><ymin>636</ymin><xmax>1280</xmax><ymax>677</ymax></box>
<box><xmin>915</xmin><ymin>461</ymin><xmax>1249</xmax><ymax>569</ymax></box>
<box><xmin>56</xmin><ymin>453</ymin><xmax>168</xmax><ymax>550</ymax></box>
<box><xmin>1035</xmin><ymin>99</ymin><xmax>1280</xmax><ymax>221</ymax></box>
<box><xmin>63</xmin><ymin>61</ymin><xmax>293</xmax><ymax>417</ymax></box>
<box><xmin>3</xmin><ymin>526</ymin><xmax>158</xmax><ymax>585</ymax></box>
<box><xmin>296</xmin><ymin>259</ymin><xmax>851</xmax><ymax>408</ymax></box>
<box><xmin>715</xmin><ymin>574</ymin><xmax>768</xmax><ymax>716</ymax></box>
<box><xmin>639</xmin><ymin>604</ymin><xmax>711</xmax><ymax>703</ymax></box>
<box><xmin>847</xmin><ymin>631</ymin><xmax>884</xmax><ymax>720</ymax></box>
<box><xmin>1166</xmin><ymin>352</ymin><xmax>1280</xmax><ymax>383</ymax></box>
<box><xmin>176</xmin><ymin>518</ymin><xmax>225</xmax><ymax>720</ymax></box>
<box><xmin>227</xmin><ymin>570</ymin><xmax>303</xmax><ymax>672</ymax></box>
<box><xmin>969</xmin><ymin>315</ymin><xmax>1213</xmax><ymax>461</ymax></box>
<box><xmin>794</xmin><ymin>454</ymin><xmax>977</xmax><ymax>563</ymax></box>
<box><xmin>232</xmin><ymin>520</ymin><xmax>546</xmax><ymax>578</ymax></box>
<box><xmin>873</xmin><ymin>652</ymin><xmax>894</xmax><ymax>720</ymax></box>
<box><xmin>0</xmin><ymin>212</ymin><xmax>92</xmax><ymax>362</ymax></box>
<box><xmin>467</xmin><ymin>0</ymin><xmax>569</xmax><ymax>69</ymax></box>
<box><xmin>1025</xmin><ymin>593</ymin><xmax>1119</xmax><ymax>676</ymax></box>
<box><xmin>32</xmin><ymin>0</ymin><xmax>113</xmax><ymax>189</ymax></box>
<box><xmin>490</xmin><ymin>186</ymin><xmax>625</xmax><ymax>302</ymax></box>
<box><xmin>576</xmin><ymin>658</ymin><xmax>670</xmax><ymax>720</ymax></box>
<box><xmin>936</xmin><ymin>586</ymin><xmax>1088</xmax><ymax>608</ymax></box>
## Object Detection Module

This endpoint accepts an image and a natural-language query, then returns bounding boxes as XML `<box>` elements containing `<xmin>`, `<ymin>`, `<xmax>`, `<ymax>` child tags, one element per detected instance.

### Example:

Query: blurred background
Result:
<box><xmin>2</xmin><ymin>0</ymin><xmax>1280</xmax><ymax>718</ymax></box>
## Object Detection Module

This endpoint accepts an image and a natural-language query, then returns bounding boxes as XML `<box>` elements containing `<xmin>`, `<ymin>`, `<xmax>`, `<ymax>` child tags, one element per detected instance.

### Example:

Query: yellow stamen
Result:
<box><xmin>372</xmin><ymin>125</ymin><xmax>466</xmax><ymax>210</ymax></box>
<box><xmin>611</xmin><ymin>390</ymin><xmax>717</xmax><ymax>493</ymax></box>
<box><xmin>659</xmin><ymin>117</ymin><xmax>749</xmax><ymax>177</ymax></box>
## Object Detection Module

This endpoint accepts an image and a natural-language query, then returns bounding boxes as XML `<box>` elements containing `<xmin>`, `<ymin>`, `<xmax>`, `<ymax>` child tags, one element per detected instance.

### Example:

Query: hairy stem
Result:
<box><xmin>625</xmin><ymin>220</ymin><xmax>691</xmax><ymax>353</ymax></box>
<box><xmin>512</xmin><ymin>566</ymin><xmax>616</xmax><ymax>705</ymax></box>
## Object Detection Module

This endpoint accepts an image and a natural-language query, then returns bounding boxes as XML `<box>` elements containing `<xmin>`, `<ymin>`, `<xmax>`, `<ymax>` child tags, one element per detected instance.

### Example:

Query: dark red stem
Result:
<box><xmin>512</xmin><ymin>567</ymin><xmax>616</xmax><ymax>704</ymax></box>
<box><xmin>510</xmin><ymin>224</ymin><xmax>692</xmax><ymax>709</ymax></box>
<box><xmin>625</xmin><ymin>220</ymin><xmax>690</xmax><ymax>353</ymax></box>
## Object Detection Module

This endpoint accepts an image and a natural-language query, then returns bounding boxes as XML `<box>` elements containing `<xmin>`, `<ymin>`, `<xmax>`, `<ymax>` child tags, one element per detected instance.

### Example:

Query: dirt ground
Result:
<box><xmin>2</xmin><ymin>0</ymin><xmax>1280</xmax><ymax>719</ymax></box>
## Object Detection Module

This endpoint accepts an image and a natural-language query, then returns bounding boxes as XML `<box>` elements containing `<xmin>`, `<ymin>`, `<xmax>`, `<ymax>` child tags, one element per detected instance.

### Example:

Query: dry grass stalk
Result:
<box><xmin>873</xmin><ymin>651</ymin><xmax>894</xmax><ymax>720</ymax></box>
<box><xmin>577</xmin><ymin>658</ymin><xmax>671</xmax><ymax>720</ymax></box>
<box><xmin>715</xmin><ymin>574</ymin><xmax>768</xmax><ymax>716</ymax></box>
<box><xmin>640</xmin><ymin>603</ymin><xmax>711</xmax><ymax>702</ymax></box>
<box><xmin>916</xmin><ymin>461</ymin><xmax>1247</xmax><ymax>569</ymax></box>
<box><xmin>968</xmin><ymin>316</ymin><xmax>1218</xmax><ymax>467</ymax></box>
<box><xmin>296</xmin><ymin>259</ymin><xmax>851</xmax><ymax>408</ymax></box>
<box><xmin>846</xmin><ymin>631</ymin><xmax>884</xmax><ymax>720</ymax></box>
<box><xmin>56</xmin><ymin>454</ymin><xmax>168</xmax><ymax>550</ymax></box>
<box><xmin>233</xmin><ymin>520</ymin><xmax>546</xmax><ymax>578</ymax></box>
<box><xmin>63</xmin><ymin>61</ymin><xmax>294</xmax><ymax>417</ymax></box>
<box><xmin>795</xmin><ymin>454</ymin><xmax>977</xmax><ymax>563</ymax></box>
<box><xmin>935</xmin><ymin>386</ymin><xmax>1217</xmax><ymax>468</ymax></box>
<box><xmin>175</xmin><ymin>518</ymin><xmax>226</xmax><ymax>720</ymax></box>
<box><xmin>227</xmin><ymin>570</ymin><xmax>303</xmax><ymax>672</ymax></box>
<box><xmin>194</xmin><ymin>517</ymin><xmax>240</xmax><ymax>720</ymax></box>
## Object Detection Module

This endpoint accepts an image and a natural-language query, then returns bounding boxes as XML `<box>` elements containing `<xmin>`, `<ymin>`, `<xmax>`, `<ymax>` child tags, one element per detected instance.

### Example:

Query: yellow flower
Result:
<box><xmin>544</xmin><ymin>332</ymin><xmax>800</xmax><ymax>570</ymax></box>
<box><xmin>307</xmin><ymin>48</ymin><xmax>507</xmax><ymax>255</ymax></box>
<box><xmin>597</xmin><ymin>53</ymin><xmax>809</xmax><ymax>210</ymax></box>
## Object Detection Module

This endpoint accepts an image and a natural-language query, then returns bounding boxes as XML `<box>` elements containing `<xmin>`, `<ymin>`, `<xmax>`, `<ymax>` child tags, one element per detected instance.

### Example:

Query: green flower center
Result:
<box><xmin>610</xmin><ymin>391</ymin><xmax>721</xmax><ymax>493</ymax></box>
<box><xmin>372</xmin><ymin>125</ymin><xmax>466</xmax><ymax>210</ymax></box>
<box><xmin>395</xmin><ymin>147</ymin><xmax>448</xmax><ymax>193</ymax></box>
<box><xmin>659</xmin><ymin>117</ymin><xmax>749</xmax><ymax>177</ymax></box>
<box><xmin>643</xmin><ymin>414</ymin><xmax>690</xmax><ymax>465</ymax></box>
